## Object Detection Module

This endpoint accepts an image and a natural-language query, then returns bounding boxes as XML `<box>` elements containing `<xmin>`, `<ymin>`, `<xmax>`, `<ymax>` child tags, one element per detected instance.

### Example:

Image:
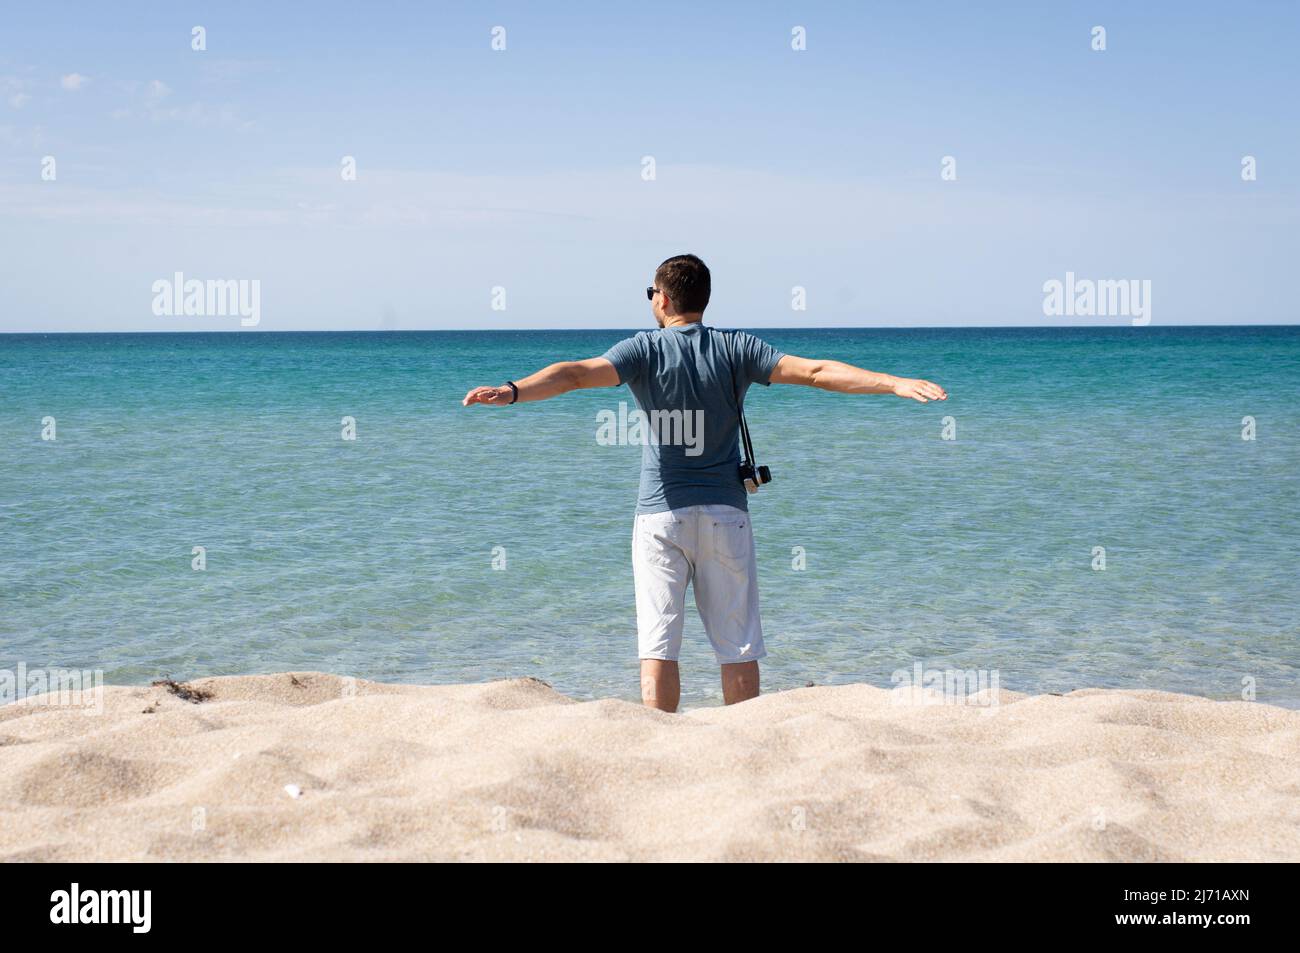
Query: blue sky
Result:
<box><xmin>1</xmin><ymin>0</ymin><xmax>1297</xmax><ymax>331</ymax></box>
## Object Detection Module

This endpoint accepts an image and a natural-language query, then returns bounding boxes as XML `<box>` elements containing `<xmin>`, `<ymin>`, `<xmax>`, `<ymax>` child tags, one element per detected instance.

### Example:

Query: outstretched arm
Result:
<box><xmin>770</xmin><ymin>355</ymin><xmax>947</xmax><ymax>403</ymax></box>
<box><xmin>462</xmin><ymin>357</ymin><xmax>619</xmax><ymax>406</ymax></box>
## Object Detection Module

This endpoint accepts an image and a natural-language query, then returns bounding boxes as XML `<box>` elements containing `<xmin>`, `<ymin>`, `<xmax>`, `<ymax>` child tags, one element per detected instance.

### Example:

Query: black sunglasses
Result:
<box><xmin>645</xmin><ymin>286</ymin><xmax>658</xmax><ymax>301</ymax></box>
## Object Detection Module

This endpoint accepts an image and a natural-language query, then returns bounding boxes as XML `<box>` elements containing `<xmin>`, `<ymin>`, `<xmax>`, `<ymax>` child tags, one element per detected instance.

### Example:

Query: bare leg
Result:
<box><xmin>640</xmin><ymin>659</ymin><xmax>680</xmax><ymax>713</ymax></box>
<box><xmin>721</xmin><ymin>660</ymin><xmax>760</xmax><ymax>705</ymax></box>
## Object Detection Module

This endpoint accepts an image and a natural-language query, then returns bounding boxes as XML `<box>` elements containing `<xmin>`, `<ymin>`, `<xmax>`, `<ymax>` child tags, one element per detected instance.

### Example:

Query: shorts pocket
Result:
<box><xmin>638</xmin><ymin>514</ymin><xmax>687</xmax><ymax>569</ymax></box>
<box><xmin>710</xmin><ymin>515</ymin><xmax>752</xmax><ymax>572</ymax></box>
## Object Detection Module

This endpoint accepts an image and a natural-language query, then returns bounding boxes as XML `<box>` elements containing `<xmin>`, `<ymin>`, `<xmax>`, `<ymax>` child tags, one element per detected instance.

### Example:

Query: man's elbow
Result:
<box><xmin>564</xmin><ymin>360</ymin><xmax>604</xmax><ymax>391</ymax></box>
<box><xmin>558</xmin><ymin>362</ymin><xmax>584</xmax><ymax>391</ymax></box>
<box><xmin>565</xmin><ymin>358</ymin><xmax>618</xmax><ymax>391</ymax></box>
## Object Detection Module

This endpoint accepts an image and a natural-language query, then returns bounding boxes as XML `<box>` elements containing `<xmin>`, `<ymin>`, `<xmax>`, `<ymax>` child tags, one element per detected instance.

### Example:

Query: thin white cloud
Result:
<box><xmin>198</xmin><ymin>58</ymin><xmax>275</xmax><ymax>84</ymax></box>
<box><xmin>3</xmin><ymin>74</ymin><xmax>32</xmax><ymax>108</ymax></box>
<box><xmin>106</xmin><ymin>78</ymin><xmax>249</xmax><ymax>128</ymax></box>
<box><xmin>0</xmin><ymin>183</ymin><xmax>293</xmax><ymax>226</ymax></box>
<box><xmin>60</xmin><ymin>72</ymin><xmax>88</xmax><ymax>91</ymax></box>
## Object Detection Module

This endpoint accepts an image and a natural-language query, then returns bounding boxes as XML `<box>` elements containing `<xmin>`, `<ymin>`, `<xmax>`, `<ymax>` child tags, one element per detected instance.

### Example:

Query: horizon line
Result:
<box><xmin>3</xmin><ymin>322</ymin><xmax>1299</xmax><ymax>335</ymax></box>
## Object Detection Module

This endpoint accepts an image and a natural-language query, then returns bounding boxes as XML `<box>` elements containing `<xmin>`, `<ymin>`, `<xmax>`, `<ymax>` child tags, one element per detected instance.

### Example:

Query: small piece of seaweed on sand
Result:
<box><xmin>151</xmin><ymin>679</ymin><xmax>213</xmax><ymax>703</ymax></box>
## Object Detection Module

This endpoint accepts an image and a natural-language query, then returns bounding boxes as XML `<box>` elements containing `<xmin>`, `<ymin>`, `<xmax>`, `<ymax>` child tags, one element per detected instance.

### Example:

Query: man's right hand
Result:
<box><xmin>462</xmin><ymin>385</ymin><xmax>513</xmax><ymax>406</ymax></box>
<box><xmin>891</xmin><ymin>378</ymin><xmax>948</xmax><ymax>403</ymax></box>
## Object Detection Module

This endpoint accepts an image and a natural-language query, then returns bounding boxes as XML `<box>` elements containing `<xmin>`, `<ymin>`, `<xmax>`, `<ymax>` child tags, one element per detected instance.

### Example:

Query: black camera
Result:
<box><xmin>739</xmin><ymin>462</ymin><xmax>772</xmax><ymax>494</ymax></box>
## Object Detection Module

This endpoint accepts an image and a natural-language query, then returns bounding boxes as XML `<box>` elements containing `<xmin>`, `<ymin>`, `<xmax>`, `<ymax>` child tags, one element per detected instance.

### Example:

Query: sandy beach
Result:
<box><xmin>2</xmin><ymin>673</ymin><xmax>1298</xmax><ymax>862</ymax></box>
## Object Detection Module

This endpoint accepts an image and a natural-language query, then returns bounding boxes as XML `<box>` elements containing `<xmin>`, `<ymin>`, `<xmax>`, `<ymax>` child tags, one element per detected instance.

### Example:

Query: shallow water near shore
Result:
<box><xmin>3</xmin><ymin>326</ymin><xmax>1298</xmax><ymax>708</ymax></box>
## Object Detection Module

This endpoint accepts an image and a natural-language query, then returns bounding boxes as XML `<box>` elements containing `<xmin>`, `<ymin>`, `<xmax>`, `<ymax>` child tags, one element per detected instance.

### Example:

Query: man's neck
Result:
<box><xmin>661</xmin><ymin>314</ymin><xmax>704</xmax><ymax>329</ymax></box>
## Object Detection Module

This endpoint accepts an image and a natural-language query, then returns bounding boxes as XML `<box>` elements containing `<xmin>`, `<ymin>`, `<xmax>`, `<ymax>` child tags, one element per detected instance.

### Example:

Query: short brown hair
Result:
<box><xmin>655</xmin><ymin>254</ymin><xmax>711</xmax><ymax>314</ymax></box>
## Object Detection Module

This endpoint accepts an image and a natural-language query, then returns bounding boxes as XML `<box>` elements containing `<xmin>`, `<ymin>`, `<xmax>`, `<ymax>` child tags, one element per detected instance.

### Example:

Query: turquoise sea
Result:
<box><xmin>2</xmin><ymin>327</ymin><xmax>1298</xmax><ymax>708</ymax></box>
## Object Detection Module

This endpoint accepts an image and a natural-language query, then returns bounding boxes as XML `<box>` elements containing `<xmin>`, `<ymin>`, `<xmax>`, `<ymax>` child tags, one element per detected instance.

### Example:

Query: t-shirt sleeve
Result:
<box><xmin>735</xmin><ymin>331</ymin><xmax>786</xmax><ymax>386</ymax></box>
<box><xmin>600</xmin><ymin>333</ymin><xmax>650</xmax><ymax>386</ymax></box>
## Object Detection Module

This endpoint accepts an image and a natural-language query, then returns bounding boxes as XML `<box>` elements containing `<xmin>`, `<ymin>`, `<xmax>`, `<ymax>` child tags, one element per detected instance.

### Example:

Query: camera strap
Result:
<box><xmin>724</xmin><ymin>330</ymin><xmax>758</xmax><ymax>468</ymax></box>
<box><xmin>738</xmin><ymin>399</ymin><xmax>757</xmax><ymax>469</ymax></box>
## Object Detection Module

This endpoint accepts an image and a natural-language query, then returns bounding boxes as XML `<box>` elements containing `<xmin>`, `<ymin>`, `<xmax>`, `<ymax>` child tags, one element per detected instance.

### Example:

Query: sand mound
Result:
<box><xmin>2</xmin><ymin>673</ymin><xmax>1297</xmax><ymax>861</ymax></box>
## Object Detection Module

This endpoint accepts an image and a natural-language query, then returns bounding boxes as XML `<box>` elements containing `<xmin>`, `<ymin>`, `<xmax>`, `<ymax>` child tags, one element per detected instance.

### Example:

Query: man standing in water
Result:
<box><xmin>462</xmin><ymin>254</ymin><xmax>946</xmax><ymax>712</ymax></box>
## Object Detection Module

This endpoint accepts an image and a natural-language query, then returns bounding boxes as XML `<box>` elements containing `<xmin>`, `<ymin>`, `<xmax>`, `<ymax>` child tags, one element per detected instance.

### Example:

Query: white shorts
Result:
<box><xmin>631</xmin><ymin>504</ymin><xmax>766</xmax><ymax>665</ymax></box>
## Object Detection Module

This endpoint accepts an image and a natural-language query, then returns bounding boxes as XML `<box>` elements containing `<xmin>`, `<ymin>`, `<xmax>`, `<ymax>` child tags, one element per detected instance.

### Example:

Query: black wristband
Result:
<box><xmin>505</xmin><ymin>381</ymin><xmax>519</xmax><ymax>404</ymax></box>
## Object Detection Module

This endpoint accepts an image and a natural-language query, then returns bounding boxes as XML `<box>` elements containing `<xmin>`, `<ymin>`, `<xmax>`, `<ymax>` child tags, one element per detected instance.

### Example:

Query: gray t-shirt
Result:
<box><xmin>601</xmin><ymin>324</ymin><xmax>785</xmax><ymax>514</ymax></box>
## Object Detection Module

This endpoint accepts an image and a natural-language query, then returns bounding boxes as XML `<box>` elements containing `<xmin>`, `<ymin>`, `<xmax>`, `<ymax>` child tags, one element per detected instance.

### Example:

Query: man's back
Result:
<box><xmin>602</xmin><ymin>324</ymin><xmax>784</xmax><ymax>514</ymax></box>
